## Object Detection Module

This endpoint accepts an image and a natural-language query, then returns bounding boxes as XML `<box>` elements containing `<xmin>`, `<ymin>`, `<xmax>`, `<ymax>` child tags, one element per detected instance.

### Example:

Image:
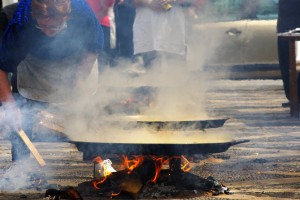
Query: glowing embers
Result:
<box><xmin>92</xmin><ymin>155</ymin><xmax>192</xmax><ymax>198</ymax></box>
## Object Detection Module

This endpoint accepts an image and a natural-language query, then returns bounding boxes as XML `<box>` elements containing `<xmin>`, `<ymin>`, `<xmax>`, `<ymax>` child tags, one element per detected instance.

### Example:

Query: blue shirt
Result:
<box><xmin>0</xmin><ymin>0</ymin><xmax>104</xmax><ymax>73</ymax></box>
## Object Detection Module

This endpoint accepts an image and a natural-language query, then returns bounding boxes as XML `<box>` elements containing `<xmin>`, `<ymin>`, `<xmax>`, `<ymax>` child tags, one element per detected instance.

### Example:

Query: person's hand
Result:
<box><xmin>1</xmin><ymin>102</ymin><xmax>22</xmax><ymax>133</ymax></box>
<box><xmin>149</xmin><ymin>0</ymin><xmax>176</xmax><ymax>11</ymax></box>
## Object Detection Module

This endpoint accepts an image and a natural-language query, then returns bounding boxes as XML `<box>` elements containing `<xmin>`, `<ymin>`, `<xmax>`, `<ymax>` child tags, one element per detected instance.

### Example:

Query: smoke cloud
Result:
<box><xmin>34</xmin><ymin>4</ymin><xmax>237</xmax><ymax>144</ymax></box>
<box><xmin>0</xmin><ymin>159</ymin><xmax>43</xmax><ymax>191</ymax></box>
<box><xmin>0</xmin><ymin>2</ymin><xmax>251</xmax><ymax>189</ymax></box>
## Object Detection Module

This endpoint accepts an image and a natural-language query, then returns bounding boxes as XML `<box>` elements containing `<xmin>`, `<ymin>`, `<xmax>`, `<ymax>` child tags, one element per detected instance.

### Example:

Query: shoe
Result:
<box><xmin>282</xmin><ymin>102</ymin><xmax>290</xmax><ymax>108</ymax></box>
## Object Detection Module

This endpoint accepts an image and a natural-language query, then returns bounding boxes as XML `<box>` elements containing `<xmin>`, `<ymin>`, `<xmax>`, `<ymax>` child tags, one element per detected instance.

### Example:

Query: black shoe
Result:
<box><xmin>282</xmin><ymin>102</ymin><xmax>290</xmax><ymax>108</ymax></box>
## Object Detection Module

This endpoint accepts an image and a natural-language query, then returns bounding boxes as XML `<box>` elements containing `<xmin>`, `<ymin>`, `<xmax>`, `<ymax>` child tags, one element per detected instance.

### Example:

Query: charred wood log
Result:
<box><xmin>169</xmin><ymin>157</ymin><xmax>183</xmax><ymax>184</ymax></box>
<box><xmin>81</xmin><ymin>157</ymin><xmax>156</xmax><ymax>199</ymax></box>
<box><xmin>45</xmin><ymin>187</ymin><xmax>83</xmax><ymax>200</ymax></box>
<box><xmin>108</xmin><ymin>157</ymin><xmax>156</xmax><ymax>199</ymax></box>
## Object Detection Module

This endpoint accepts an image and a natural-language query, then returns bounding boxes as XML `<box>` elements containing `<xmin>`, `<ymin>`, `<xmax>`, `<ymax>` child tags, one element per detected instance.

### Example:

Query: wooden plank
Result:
<box><xmin>17</xmin><ymin>129</ymin><xmax>46</xmax><ymax>167</ymax></box>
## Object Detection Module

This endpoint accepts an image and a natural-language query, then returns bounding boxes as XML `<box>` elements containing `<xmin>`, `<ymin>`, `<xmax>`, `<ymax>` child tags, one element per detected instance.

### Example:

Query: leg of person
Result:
<box><xmin>9</xmin><ymin>94</ymin><xmax>31</xmax><ymax>161</ymax></box>
<box><xmin>99</xmin><ymin>25</ymin><xmax>111</xmax><ymax>73</ymax></box>
<box><xmin>113</xmin><ymin>1</ymin><xmax>135</xmax><ymax>61</ymax></box>
<box><xmin>9</xmin><ymin>94</ymin><xmax>46</xmax><ymax>161</ymax></box>
<box><xmin>9</xmin><ymin>131</ymin><xmax>30</xmax><ymax>161</ymax></box>
<box><xmin>0</xmin><ymin>99</ymin><xmax>29</xmax><ymax>161</ymax></box>
<box><xmin>278</xmin><ymin>36</ymin><xmax>290</xmax><ymax>101</ymax></box>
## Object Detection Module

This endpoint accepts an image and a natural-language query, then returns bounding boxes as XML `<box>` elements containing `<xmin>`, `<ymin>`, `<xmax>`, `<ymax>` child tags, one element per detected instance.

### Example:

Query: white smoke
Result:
<box><xmin>0</xmin><ymin>158</ymin><xmax>43</xmax><ymax>191</ymax></box>
<box><xmin>46</xmin><ymin>5</ymin><xmax>231</xmax><ymax>142</ymax></box>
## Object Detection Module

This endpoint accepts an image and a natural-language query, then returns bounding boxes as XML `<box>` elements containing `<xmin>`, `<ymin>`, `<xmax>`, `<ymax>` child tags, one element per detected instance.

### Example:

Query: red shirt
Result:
<box><xmin>86</xmin><ymin>0</ymin><xmax>115</xmax><ymax>27</ymax></box>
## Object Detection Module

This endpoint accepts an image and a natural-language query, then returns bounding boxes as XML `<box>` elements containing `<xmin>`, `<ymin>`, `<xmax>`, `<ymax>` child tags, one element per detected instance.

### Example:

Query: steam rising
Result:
<box><xmin>56</xmin><ymin>13</ymin><xmax>220</xmax><ymax>141</ymax></box>
<box><xmin>0</xmin><ymin>3</ymin><xmax>252</xmax><ymax>190</ymax></box>
<box><xmin>0</xmin><ymin>5</ymin><xmax>232</xmax><ymax>145</ymax></box>
<box><xmin>0</xmin><ymin>159</ymin><xmax>42</xmax><ymax>191</ymax></box>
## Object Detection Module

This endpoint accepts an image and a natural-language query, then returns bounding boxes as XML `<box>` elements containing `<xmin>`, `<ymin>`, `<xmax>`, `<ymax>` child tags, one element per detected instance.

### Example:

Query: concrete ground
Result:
<box><xmin>0</xmin><ymin>79</ymin><xmax>299</xmax><ymax>199</ymax></box>
<box><xmin>194</xmin><ymin>79</ymin><xmax>300</xmax><ymax>199</ymax></box>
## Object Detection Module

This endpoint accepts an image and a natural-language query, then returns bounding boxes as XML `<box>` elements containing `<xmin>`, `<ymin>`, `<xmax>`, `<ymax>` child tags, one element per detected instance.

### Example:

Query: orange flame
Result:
<box><xmin>168</xmin><ymin>156</ymin><xmax>192</xmax><ymax>173</ymax></box>
<box><xmin>93</xmin><ymin>156</ymin><xmax>113</xmax><ymax>189</ymax></box>
<box><xmin>151</xmin><ymin>157</ymin><xmax>164</xmax><ymax>183</ymax></box>
<box><xmin>93</xmin><ymin>177</ymin><xmax>108</xmax><ymax>189</ymax></box>
<box><xmin>111</xmin><ymin>191</ymin><xmax>121</xmax><ymax>197</ymax></box>
<box><xmin>93</xmin><ymin>156</ymin><xmax>103</xmax><ymax>163</ymax></box>
<box><xmin>122</xmin><ymin>155</ymin><xmax>144</xmax><ymax>173</ymax></box>
<box><xmin>181</xmin><ymin>156</ymin><xmax>192</xmax><ymax>172</ymax></box>
<box><xmin>92</xmin><ymin>155</ymin><xmax>192</xmax><ymax>191</ymax></box>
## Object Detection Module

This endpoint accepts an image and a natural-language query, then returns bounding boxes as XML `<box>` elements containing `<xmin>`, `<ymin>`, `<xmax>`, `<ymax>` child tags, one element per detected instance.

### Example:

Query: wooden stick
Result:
<box><xmin>17</xmin><ymin>129</ymin><xmax>46</xmax><ymax>167</ymax></box>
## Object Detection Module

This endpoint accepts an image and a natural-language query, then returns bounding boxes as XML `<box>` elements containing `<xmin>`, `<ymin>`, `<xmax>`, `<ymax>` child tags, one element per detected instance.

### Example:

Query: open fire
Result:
<box><xmin>39</xmin><ymin>154</ymin><xmax>229</xmax><ymax>200</ymax></box>
<box><xmin>92</xmin><ymin>155</ymin><xmax>193</xmax><ymax>199</ymax></box>
<box><xmin>37</xmin><ymin>103</ymin><xmax>243</xmax><ymax>199</ymax></box>
<box><xmin>38</xmin><ymin>111</ymin><xmax>245</xmax><ymax>199</ymax></box>
<box><xmin>94</xmin><ymin>155</ymin><xmax>192</xmax><ymax>183</ymax></box>
<box><xmin>43</xmin><ymin>154</ymin><xmax>230</xmax><ymax>199</ymax></box>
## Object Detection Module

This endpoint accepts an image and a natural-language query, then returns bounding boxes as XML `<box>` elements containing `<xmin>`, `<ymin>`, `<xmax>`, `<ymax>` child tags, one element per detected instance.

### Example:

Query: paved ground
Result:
<box><xmin>195</xmin><ymin>79</ymin><xmax>300</xmax><ymax>199</ymax></box>
<box><xmin>0</xmin><ymin>79</ymin><xmax>299</xmax><ymax>199</ymax></box>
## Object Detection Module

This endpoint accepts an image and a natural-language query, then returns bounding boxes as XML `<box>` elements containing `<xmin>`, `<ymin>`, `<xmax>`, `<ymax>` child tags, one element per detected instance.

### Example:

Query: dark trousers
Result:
<box><xmin>113</xmin><ymin>0</ymin><xmax>136</xmax><ymax>65</ymax></box>
<box><xmin>277</xmin><ymin>37</ymin><xmax>300</xmax><ymax>100</ymax></box>
<box><xmin>99</xmin><ymin>25</ymin><xmax>111</xmax><ymax>72</ymax></box>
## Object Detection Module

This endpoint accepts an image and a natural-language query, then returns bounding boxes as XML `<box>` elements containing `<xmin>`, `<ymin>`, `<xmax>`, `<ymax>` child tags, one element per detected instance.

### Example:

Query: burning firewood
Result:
<box><xmin>44</xmin><ymin>189</ymin><xmax>64</xmax><ymax>200</ymax></box>
<box><xmin>105</xmin><ymin>158</ymin><xmax>156</xmax><ymax>199</ymax></box>
<box><xmin>45</xmin><ymin>187</ymin><xmax>83</xmax><ymax>200</ymax></box>
<box><xmin>76</xmin><ymin>154</ymin><xmax>234</xmax><ymax>199</ymax></box>
<box><xmin>91</xmin><ymin>155</ymin><xmax>197</xmax><ymax>199</ymax></box>
<box><xmin>112</xmin><ymin>175</ymin><xmax>143</xmax><ymax>200</ymax></box>
<box><xmin>65</xmin><ymin>187</ymin><xmax>83</xmax><ymax>200</ymax></box>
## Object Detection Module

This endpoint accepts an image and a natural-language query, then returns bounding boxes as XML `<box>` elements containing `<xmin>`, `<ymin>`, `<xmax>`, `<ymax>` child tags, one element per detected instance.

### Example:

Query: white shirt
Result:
<box><xmin>133</xmin><ymin>6</ymin><xmax>186</xmax><ymax>56</ymax></box>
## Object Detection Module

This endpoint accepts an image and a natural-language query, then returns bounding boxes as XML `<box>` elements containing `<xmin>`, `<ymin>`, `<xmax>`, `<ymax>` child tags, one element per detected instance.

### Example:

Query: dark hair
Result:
<box><xmin>31</xmin><ymin>0</ymin><xmax>71</xmax><ymax>19</ymax></box>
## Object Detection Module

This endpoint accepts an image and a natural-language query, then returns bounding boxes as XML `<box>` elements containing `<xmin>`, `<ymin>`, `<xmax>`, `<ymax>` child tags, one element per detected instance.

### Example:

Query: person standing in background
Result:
<box><xmin>112</xmin><ymin>0</ymin><xmax>136</xmax><ymax>66</ymax></box>
<box><xmin>86</xmin><ymin>0</ymin><xmax>115</xmax><ymax>72</ymax></box>
<box><xmin>277</xmin><ymin>0</ymin><xmax>300</xmax><ymax>107</ymax></box>
<box><xmin>132</xmin><ymin>0</ymin><xmax>199</xmax><ymax>70</ymax></box>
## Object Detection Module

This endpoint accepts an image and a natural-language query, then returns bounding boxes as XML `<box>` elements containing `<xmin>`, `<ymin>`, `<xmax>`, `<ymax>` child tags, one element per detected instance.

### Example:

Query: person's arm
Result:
<box><xmin>0</xmin><ymin>69</ymin><xmax>22</xmax><ymax>130</ymax></box>
<box><xmin>0</xmin><ymin>69</ymin><xmax>14</xmax><ymax>103</ymax></box>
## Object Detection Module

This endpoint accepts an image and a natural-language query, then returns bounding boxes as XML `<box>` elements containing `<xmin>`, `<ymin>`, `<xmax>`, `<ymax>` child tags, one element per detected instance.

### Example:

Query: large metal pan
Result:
<box><xmin>72</xmin><ymin>139</ymin><xmax>249</xmax><ymax>159</ymax></box>
<box><xmin>107</xmin><ymin>115</ymin><xmax>229</xmax><ymax>130</ymax></box>
<box><xmin>135</xmin><ymin>118</ymin><xmax>229</xmax><ymax>130</ymax></box>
